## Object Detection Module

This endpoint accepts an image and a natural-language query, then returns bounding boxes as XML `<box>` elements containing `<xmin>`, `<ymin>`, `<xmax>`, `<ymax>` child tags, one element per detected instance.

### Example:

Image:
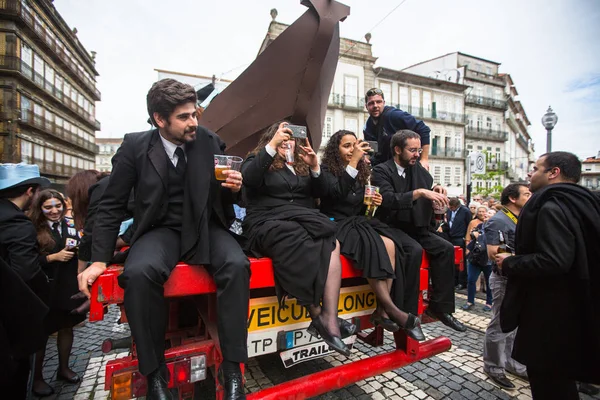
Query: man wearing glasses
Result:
<box><xmin>363</xmin><ymin>88</ymin><xmax>431</xmax><ymax>169</ymax></box>
<box><xmin>372</xmin><ymin>130</ymin><xmax>466</xmax><ymax>334</ymax></box>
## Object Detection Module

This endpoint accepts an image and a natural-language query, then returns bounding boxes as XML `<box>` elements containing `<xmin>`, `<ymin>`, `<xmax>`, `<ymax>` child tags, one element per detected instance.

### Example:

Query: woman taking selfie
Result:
<box><xmin>29</xmin><ymin>189</ymin><xmax>85</xmax><ymax>396</ymax></box>
<box><xmin>319</xmin><ymin>130</ymin><xmax>423</xmax><ymax>340</ymax></box>
<box><xmin>242</xmin><ymin>121</ymin><xmax>352</xmax><ymax>356</ymax></box>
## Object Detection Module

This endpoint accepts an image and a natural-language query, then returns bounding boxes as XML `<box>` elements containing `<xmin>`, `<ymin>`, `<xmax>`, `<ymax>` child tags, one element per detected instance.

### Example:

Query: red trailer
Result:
<box><xmin>88</xmin><ymin>247</ymin><xmax>463</xmax><ymax>399</ymax></box>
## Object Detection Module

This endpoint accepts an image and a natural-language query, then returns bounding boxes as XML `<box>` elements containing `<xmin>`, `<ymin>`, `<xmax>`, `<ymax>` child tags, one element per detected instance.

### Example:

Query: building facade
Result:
<box><xmin>0</xmin><ymin>0</ymin><xmax>100</xmax><ymax>185</ymax></box>
<box><xmin>95</xmin><ymin>137</ymin><xmax>122</xmax><ymax>173</ymax></box>
<box><xmin>403</xmin><ymin>52</ymin><xmax>535</xmax><ymax>194</ymax></box>
<box><xmin>580</xmin><ymin>152</ymin><xmax>600</xmax><ymax>191</ymax></box>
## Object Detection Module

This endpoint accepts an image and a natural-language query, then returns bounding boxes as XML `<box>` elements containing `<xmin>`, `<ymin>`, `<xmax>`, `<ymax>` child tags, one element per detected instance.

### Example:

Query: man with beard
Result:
<box><xmin>78</xmin><ymin>79</ymin><xmax>250</xmax><ymax>400</ymax></box>
<box><xmin>496</xmin><ymin>152</ymin><xmax>600</xmax><ymax>399</ymax></box>
<box><xmin>363</xmin><ymin>88</ymin><xmax>431</xmax><ymax>169</ymax></box>
<box><xmin>0</xmin><ymin>163</ymin><xmax>50</xmax><ymax>398</ymax></box>
<box><xmin>372</xmin><ymin>130</ymin><xmax>466</xmax><ymax>334</ymax></box>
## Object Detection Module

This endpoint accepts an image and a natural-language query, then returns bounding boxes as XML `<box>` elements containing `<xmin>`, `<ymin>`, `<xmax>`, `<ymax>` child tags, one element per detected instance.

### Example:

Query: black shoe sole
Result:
<box><xmin>483</xmin><ymin>370</ymin><xmax>516</xmax><ymax>390</ymax></box>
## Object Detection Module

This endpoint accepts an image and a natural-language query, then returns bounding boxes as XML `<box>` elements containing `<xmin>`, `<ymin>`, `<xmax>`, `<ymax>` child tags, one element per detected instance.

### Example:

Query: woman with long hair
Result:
<box><xmin>242</xmin><ymin>121</ymin><xmax>352</xmax><ymax>356</ymax></box>
<box><xmin>463</xmin><ymin>205</ymin><xmax>493</xmax><ymax>311</ymax></box>
<box><xmin>29</xmin><ymin>189</ymin><xmax>85</xmax><ymax>396</ymax></box>
<box><xmin>320</xmin><ymin>130</ymin><xmax>423</xmax><ymax>339</ymax></box>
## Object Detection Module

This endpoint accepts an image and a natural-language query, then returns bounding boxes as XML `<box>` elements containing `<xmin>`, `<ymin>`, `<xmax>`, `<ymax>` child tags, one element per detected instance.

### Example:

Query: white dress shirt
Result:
<box><xmin>159</xmin><ymin>134</ymin><xmax>186</xmax><ymax>167</ymax></box>
<box><xmin>394</xmin><ymin>161</ymin><xmax>406</xmax><ymax>178</ymax></box>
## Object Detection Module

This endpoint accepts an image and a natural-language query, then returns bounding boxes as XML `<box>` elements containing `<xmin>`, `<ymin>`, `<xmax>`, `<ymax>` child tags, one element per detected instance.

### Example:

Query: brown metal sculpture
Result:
<box><xmin>200</xmin><ymin>0</ymin><xmax>350</xmax><ymax>157</ymax></box>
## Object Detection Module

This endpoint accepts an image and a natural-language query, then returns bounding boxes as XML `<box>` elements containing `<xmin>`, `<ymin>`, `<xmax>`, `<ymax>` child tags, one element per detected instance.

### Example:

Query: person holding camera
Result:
<box><xmin>29</xmin><ymin>189</ymin><xmax>86</xmax><ymax>396</ymax></box>
<box><xmin>463</xmin><ymin>205</ymin><xmax>492</xmax><ymax>311</ymax></box>
<box><xmin>242</xmin><ymin>121</ymin><xmax>352</xmax><ymax>356</ymax></box>
<box><xmin>319</xmin><ymin>130</ymin><xmax>424</xmax><ymax>340</ymax></box>
<box><xmin>482</xmin><ymin>183</ymin><xmax>530</xmax><ymax>390</ymax></box>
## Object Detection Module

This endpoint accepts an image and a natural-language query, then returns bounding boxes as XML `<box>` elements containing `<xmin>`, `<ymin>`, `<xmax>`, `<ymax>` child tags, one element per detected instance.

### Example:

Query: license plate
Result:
<box><xmin>279</xmin><ymin>336</ymin><xmax>357</xmax><ymax>368</ymax></box>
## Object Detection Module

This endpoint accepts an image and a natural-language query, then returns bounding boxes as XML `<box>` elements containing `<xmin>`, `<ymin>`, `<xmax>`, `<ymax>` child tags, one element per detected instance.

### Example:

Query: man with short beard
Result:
<box><xmin>496</xmin><ymin>152</ymin><xmax>600</xmax><ymax>399</ymax></box>
<box><xmin>372</xmin><ymin>130</ymin><xmax>466</xmax><ymax>335</ymax></box>
<box><xmin>79</xmin><ymin>79</ymin><xmax>250</xmax><ymax>400</ymax></box>
<box><xmin>0</xmin><ymin>163</ymin><xmax>50</xmax><ymax>398</ymax></box>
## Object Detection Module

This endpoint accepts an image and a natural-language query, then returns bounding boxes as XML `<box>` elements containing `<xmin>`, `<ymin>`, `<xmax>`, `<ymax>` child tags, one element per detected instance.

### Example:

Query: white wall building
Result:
<box><xmin>580</xmin><ymin>152</ymin><xmax>600</xmax><ymax>191</ymax></box>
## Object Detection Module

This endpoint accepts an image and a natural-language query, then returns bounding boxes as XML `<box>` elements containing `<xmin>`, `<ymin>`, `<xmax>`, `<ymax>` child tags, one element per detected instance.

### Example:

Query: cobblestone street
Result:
<box><xmin>36</xmin><ymin>293</ymin><xmax>600</xmax><ymax>400</ymax></box>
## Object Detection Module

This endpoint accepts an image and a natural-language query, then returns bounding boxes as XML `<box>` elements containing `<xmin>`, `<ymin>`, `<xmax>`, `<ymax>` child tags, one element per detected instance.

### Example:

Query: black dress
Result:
<box><xmin>39</xmin><ymin>217</ymin><xmax>85</xmax><ymax>334</ymax></box>
<box><xmin>318</xmin><ymin>167</ymin><xmax>404</xmax><ymax>281</ymax></box>
<box><xmin>242</xmin><ymin>148</ymin><xmax>336</xmax><ymax>307</ymax></box>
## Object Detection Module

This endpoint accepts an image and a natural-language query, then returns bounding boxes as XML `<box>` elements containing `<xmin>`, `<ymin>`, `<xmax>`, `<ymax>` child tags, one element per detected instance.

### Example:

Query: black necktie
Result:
<box><xmin>175</xmin><ymin>147</ymin><xmax>186</xmax><ymax>175</ymax></box>
<box><xmin>52</xmin><ymin>222</ymin><xmax>60</xmax><ymax>237</ymax></box>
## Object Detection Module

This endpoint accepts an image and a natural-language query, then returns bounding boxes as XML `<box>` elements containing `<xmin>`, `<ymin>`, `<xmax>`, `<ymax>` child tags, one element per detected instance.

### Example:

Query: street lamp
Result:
<box><xmin>542</xmin><ymin>106</ymin><xmax>558</xmax><ymax>153</ymax></box>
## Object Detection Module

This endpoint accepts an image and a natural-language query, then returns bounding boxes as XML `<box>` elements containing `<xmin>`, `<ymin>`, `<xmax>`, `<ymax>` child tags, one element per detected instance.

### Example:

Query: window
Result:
<box><xmin>45</xmin><ymin>64</ymin><xmax>55</xmax><ymax>91</ymax></box>
<box><xmin>55</xmin><ymin>151</ymin><xmax>63</xmax><ymax>165</ymax></box>
<box><xmin>344</xmin><ymin>76</ymin><xmax>359</xmax><ymax>108</ymax></box>
<box><xmin>434</xmin><ymin>166</ymin><xmax>441</xmax><ymax>183</ymax></box>
<box><xmin>21</xmin><ymin>42</ymin><xmax>33</xmax><ymax>68</ymax></box>
<box><xmin>454</xmin><ymin>134</ymin><xmax>462</xmax><ymax>151</ymax></box>
<box><xmin>444</xmin><ymin>167</ymin><xmax>451</xmax><ymax>185</ymax></box>
<box><xmin>486</xmin><ymin>117</ymin><xmax>492</xmax><ymax>131</ymax></box>
<box><xmin>344</xmin><ymin>118</ymin><xmax>358</xmax><ymax>134</ymax></box>
<box><xmin>33</xmin><ymin>144</ymin><xmax>43</xmax><ymax>162</ymax></box>
<box><xmin>474</xmin><ymin>64</ymin><xmax>481</xmax><ymax>72</ymax></box>
<box><xmin>454</xmin><ymin>166</ymin><xmax>461</xmax><ymax>185</ymax></box>
<box><xmin>323</xmin><ymin>115</ymin><xmax>333</xmax><ymax>140</ymax></box>
<box><xmin>477</xmin><ymin>145</ymin><xmax>483</xmax><ymax>150</ymax></box>
<box><xmin>410</xmin><ymin>89</ymin><xmax>420</xmax><ymax>115</ymax></box>
<box><xmin>64</xmin><ymin>154</ymin><xmax>71</xmax><ymax>167</ymax></box>
<box><xmin>423</xmin><ymin>91</ymin><xmax>432</xmax><ymax>118</ymax></box>
<box><xmin>399</xmin><ymin>86</ymin><xmax>409</xmax><ymax>109</ymax></box>
<box><xmin>476</xmin><ymin>115</ymin><xmax>482</xmax><ymax>131</ymax></box>
<box><xmin>379</xmin><ymin>81</ymin><xmax>392</xmax><ymax>104</ymax></box>
<box><xmin>21</xmin><ymin>96</ymin><xmax>31</xmax><ymax>121</ymax></box>
<box><xmin>45</xmin><ymin>148</ymin><xmax>54</xmax><ymax>162</ymax></box>
<box><xmin>77</xmin><ymin>158</ymin><xmax>84</xmax><ymax>168</ymax></box>
<box><xmin>486</xmin><ymin>66</ymin><xmax>492</xmax><ymax>75</ymax></box>
<box><xmin>21</xmin><ymin>140</ymin><xmax>32</xmax><ymax>163</ymax></box>
<box><xmin>33</xmin><ymin>53</ymin><xmax>44</xmax><ymax>85</ymax></box>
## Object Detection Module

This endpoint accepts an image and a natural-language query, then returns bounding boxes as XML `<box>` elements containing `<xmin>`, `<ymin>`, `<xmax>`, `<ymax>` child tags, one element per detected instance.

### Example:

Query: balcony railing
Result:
<box><xmin>486</xmin><ymin>161</ymin><xmax>508</xmax><ymax>171</ymax></box>
<box><xmin>395</xmin><ymin>104</ymin><xmax>466</xmax><ymax>124</ymax></box>
<box><xmin>0</xmin><ymin>55</ymin><xmax>100</xmax><ymax>130</ymax></box>
<box><xmin>0</xmin><ymin>0</ymin><xmax>101</xmax><ymax>100</ymax></box>
<box><xmin>328</xmin><ymin>93</ymin><xmax>365</xmax><ymax>109</ymax></box>
<box><xmin>465</xmin><ymin>95</ymin><xmax>507</xmax><ymax>110</ymax></box>
<box><xmin>465</xmin><ymin>69</ymin><xmax>505</xmax><ymax>86</ymax></box>
<box><xmin>516</xmin><ymin>134</ymin><xmax>529</xmax><ymax>151</ymax></box>
<box><xmin>465</xmin><ymin>127</ymin><xmax>508</xmax><ymax>141</ymax></box>
<box><xmin>20</xmin><ymin>109</ymin><xmax>97</xmax><ymax>153</ymax></box>
<box><xmin>430</xmin><ymin>146</ymin><xmax>467</xmax><ymax>159</ymax></box>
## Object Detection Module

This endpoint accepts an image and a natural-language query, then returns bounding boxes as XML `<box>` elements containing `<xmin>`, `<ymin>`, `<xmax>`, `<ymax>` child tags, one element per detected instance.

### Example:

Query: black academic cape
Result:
<box><xmin>501</xmin><ymin>183</ymin><xmax>600</xmax><ymax>383</ymax></box>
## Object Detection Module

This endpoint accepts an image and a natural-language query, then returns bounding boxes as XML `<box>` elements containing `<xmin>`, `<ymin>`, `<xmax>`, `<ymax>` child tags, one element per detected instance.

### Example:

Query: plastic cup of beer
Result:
<box><xmin>364</xmin><ymin>185</ymin><xmax>379</xmax><ymax>206</ymax></box>
<box><xmin>214</xmin><ymin>155</ymin><xmax>243</xmax><ymax>181</ymax></box>
<box><xmin>433</xmin><ymin>202</ymin><xmax>448</xmax><ymax>221</ymax></box>
<box><xmin>284</xmin><ymin>142</ymin><xmax>294</xmax><ymax>165</ymax></box>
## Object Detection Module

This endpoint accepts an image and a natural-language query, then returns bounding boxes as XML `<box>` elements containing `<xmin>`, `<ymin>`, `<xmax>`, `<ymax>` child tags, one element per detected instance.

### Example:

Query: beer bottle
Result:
<box><xmin>497</xmin><ymin>231</ymin><xmax>509</xmax><ymax>254</ymax></box>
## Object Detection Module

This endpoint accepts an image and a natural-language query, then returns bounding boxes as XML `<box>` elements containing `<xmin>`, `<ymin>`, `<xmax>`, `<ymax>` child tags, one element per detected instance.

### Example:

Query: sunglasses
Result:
<box><xmin>366</xmin><ymin>88</ymin><xmax>383</xmax><ymax>97</ymax></box>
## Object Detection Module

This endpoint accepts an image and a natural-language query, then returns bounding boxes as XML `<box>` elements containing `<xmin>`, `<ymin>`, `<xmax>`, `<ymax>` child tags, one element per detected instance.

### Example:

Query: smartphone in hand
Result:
<box><xmin>287</xmin><ymin>124</ymin><xmax>308</xmax><ymax>139</ymax></box>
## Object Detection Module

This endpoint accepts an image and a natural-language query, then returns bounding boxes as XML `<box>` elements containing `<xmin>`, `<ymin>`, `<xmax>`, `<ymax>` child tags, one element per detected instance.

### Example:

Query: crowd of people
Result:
<box><xmin>1</xmin><ymin>80</ymin><xmax>598</xmax><ymax>400</ymax></box>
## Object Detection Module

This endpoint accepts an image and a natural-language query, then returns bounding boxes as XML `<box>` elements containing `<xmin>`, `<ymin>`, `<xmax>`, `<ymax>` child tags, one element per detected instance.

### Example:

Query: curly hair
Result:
<box><xmin>249</xmin><ymin>121</ymin><xmax>309</xmax><ymax>176</ymax></box>
<box><xmin>321</xmin><ymin>130</ymin><xmax>371</xmax><ymax>185</ymax></box>
<box><xmin>29</xmin><ymin>189</ymin><xmax>66</xmax><ymax>253</ymax></box>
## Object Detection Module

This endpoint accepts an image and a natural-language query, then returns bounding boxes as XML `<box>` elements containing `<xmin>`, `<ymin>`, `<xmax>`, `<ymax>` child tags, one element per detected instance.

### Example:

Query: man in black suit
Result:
<box><xmin>78</xmin><ymin>79</ymin><xmax>250</xmax><ymax>400</ymax></box>
<box><xmin>496</xmin><ymin>152</ymin><xmax>600</xmax><ymax>399</ymax></box>
<box><xmin>446</xmin><ymin>197</ymin><xmax>472</xmax><ymax>288</ymax></box>
<box><xmin>372</xmin><ymin>130</ymin><xmax>466</xmax><ymax>333</ymax></box>
<box><xmin>0</xmin><ymin>164</ymin><xmax>50</xmax><ymax>398</ymax></box>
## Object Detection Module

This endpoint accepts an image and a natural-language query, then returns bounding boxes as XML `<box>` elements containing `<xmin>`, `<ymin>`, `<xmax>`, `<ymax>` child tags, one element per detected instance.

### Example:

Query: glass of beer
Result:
<box><xmin>283</xmin><ymin>142</ymin><xmax>294</xmax><ymax>165</ymax></box>
<box><xmin>364</xmin><ymin>185</ymin><xmax>379</xmax><ymax>218</ymax></box>
<box><xmin>214</xmin><ymin>155</ymin><xmax>243</xmax><ymax>181</ymax></box>
<box><xmin>433</xmin><ymin>202</ymin><xmax>448</xmax><ymax>222</ymax></box>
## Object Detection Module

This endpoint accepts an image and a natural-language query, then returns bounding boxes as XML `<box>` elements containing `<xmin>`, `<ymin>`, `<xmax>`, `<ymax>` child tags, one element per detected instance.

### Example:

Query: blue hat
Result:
<box><xmin>0</xmin><ymin>163</ymin><xmax>51</xmax><ymax>192</ymax></box>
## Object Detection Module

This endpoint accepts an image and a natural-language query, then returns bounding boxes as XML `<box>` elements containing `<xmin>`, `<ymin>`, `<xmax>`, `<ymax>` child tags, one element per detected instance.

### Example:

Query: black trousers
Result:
<box><xmin>449</xmin><ymin>237</ymin><xmax>467</xmax><ymax>286</ymax></box>
<box><xmin>391</xmin><ymin>229</ymin><xmax>455</xmax><ymax>314</ymax></box>
<box><xmin>528</xmin><ymin>366</ymin><xmax>578</xmax><ymax>400</ymax></box>
<box><xmin>118</xmin><ymin>225</ymin><xmax>250</xmax><ymax>376</ymax></box>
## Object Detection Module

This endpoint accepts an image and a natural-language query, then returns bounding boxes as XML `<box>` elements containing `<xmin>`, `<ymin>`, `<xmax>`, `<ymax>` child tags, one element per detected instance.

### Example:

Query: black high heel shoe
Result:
<box><xmin>402</xmin><ymin>314</ymin><xmax>426</xmax><ymax>341</ymax></box>
<box><xmin>310</xmin><ymin>317</ymin><xmax>351</xmax><ymax>357</ymax></box>
<box><xmin>307</xmin><ymin>317</ymin><xmax>356</xmax><ymax>339</ymax></box>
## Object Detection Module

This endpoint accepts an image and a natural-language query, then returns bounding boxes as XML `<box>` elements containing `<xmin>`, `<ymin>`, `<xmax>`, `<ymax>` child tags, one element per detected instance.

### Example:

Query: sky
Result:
<box><xmin>53</xmin><ymin>0</ymin><xmax>600</xmax><ymax>159</ymax></box>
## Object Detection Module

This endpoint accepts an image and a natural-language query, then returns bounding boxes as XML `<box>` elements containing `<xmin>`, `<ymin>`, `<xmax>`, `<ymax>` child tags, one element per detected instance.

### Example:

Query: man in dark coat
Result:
<box><xmin>0</xmin><ymin>163</ymin><xmax>50</xmax><ymax>398</ymax></box>
<box><xmin>78</xmin><ymin>79</ymin><xmax>250</xmax><ymax>400</ymax></box>
<box><xmin>372</xmin><ymin>130</ymin><xmax>466</xmax><ymax>334</ymax></box>
<box><xmin>496</xmin><ymin>152</ymin><xmax>600</xmax><ymax>399</ymax></box>
<box><xmin>446</xmin><ymin>197</ymin><xmax>472</xmax><ymax>288</ymax></box>
<box><xmin>363</xmin><ymin>88</ymin><xmax>431</xmax><ymax>169</ymax></box>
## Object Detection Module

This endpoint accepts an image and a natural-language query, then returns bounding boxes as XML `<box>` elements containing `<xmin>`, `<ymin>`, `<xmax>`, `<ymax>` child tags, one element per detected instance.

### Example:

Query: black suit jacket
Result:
<box><xmin>371</xmin><ymin>159</ymin><xmax>434</xmax><ymax>232</ymax></box>
<box><xmin>92</xmin><ymin>127</ymin><xmax>236</xmax><ymax>265</ymax></box>
<box><xmin>446</xmin><ymin>205</ymin><xmax>471</xmax><ymax>239</ymax></box>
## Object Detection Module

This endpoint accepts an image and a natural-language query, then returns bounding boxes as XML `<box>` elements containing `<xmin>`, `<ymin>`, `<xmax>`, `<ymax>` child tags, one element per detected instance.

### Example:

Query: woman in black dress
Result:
<box><xmin>29</xmin><ymin>189</ymin><xmax>85</xmax><ymax>396</ymax></box>
<box><xmin>319</xmin><ymin>130</ymin><xmax>423</xmax><ymax>340</ymax></box>
<box><xmin>242</xmin><ymin>121</ymin><xmax>352</xmax><ymax>356</ymax></box>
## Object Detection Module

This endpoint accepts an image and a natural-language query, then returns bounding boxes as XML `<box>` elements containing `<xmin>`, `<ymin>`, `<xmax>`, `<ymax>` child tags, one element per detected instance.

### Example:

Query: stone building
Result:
<box><xmin>581</xmin><ymin>151</ymin><xmax>600</xmax><ymax>191</ymax></box>
<box><xmin>95</xmin><ymin>137</ymin><xmax>122</xmax><ymax>173</ymax></box>
<box><xmin>0</xmin><ymin>0</ymin><xmax>100</xmax><ymax>184</ymax></box>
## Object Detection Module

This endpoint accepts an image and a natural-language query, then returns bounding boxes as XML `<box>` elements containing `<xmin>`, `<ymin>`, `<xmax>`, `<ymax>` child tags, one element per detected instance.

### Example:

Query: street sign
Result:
<box><xmin>470</xmin><ymin>152</ymin><xmax>486</xmax><ymax>175</ymax></box>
